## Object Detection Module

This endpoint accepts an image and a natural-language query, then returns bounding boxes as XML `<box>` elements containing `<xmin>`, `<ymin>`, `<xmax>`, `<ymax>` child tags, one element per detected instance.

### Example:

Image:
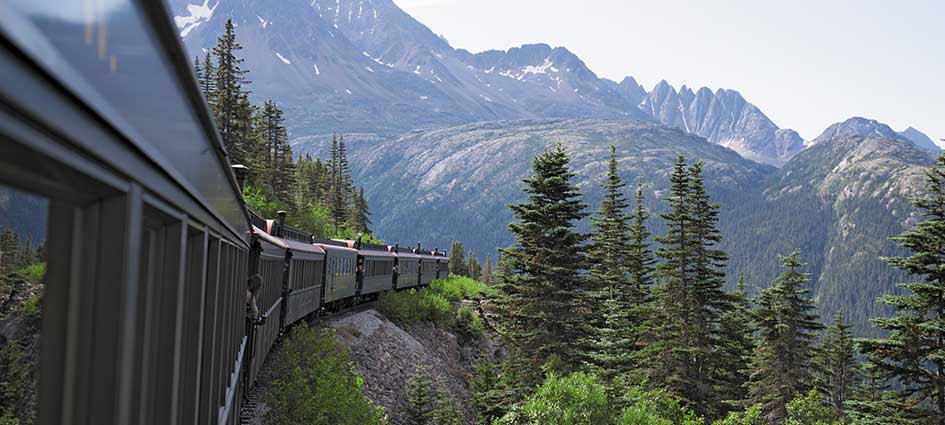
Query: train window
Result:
<box><xmin>0</xmin><ymin>184</ymin><xmax>47</xmax><ymax>423</ymax></box>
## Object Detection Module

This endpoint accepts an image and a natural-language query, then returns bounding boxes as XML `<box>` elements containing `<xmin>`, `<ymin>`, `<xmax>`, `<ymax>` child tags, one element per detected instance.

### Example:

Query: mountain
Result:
<box><xmin>295</xmin><ymin>116</ymin><xmax>935</xmax><ymax>330</ymax></box>
<box><xmin>296</xmin><ymin>117</ymin><xmax>773</xmax><ymax>259</ymax></box>
<box><xmin>727</xmin><ymin>130</ymin><xmax>934</xmax><ymax>331</ymax></box>
<box><xmin>168</xmin><ymin>0</ymin><xmax>799</xmax><ymax>165</ymax></box>
<box><xmin>639</xmin><ymin>81</ymin><xmax>804</xmax><ymax>166</ymax></box>
<box><xmin>900</xmin><ymin>126</ymin><xmax>942</xmax><ymax>154</ymax></box>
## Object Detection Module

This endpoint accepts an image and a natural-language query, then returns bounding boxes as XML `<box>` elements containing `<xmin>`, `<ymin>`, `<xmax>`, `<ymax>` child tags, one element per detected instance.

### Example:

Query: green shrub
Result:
<box><xmin>784</xmin><ymin>390</ymin><xmax>838</xmax><ymax>425</ymax></box>
<box><xmin>377</xmin><ymin>289</ymin><xmax>452</xmax><ymax>327</ymax></box>
<box><xmin>265</xmin><ymin>325</ymin><xmax>386</xmax><ymax>425</ymax></box>
<box><xmin>495</xmin><ymin>372</ymin><xmax>610</xmax><ymax>425</ymax></box>
<box><xmin>617</xmin><ymin>385</ymin><xmax>703</xmax><ymax>425</ymax></box>
<box><xmin>453</xmin><ymin>306</ymin><xmax>484</xmax><ymax>339</ymax></box>
<box><xmin>431</xmin><ymin>275</ymin><xmax>494</xmax><ymax>300</ymax></box>
<box><xmin>15</xmin><ymin>263</ymin><xmax>44</xmax><ymax>285</ymax></box>
<box><xmin>712</xmin><ymin>404</ymin><xmax>764</xmax><ymax>425</ymax></box>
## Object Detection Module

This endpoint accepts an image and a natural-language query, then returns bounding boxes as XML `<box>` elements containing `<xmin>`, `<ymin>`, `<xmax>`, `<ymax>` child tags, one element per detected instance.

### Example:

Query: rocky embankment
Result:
<box><xmin>330</xmin><ymin>308</ymin><xmax>497</xmax><ymax>425</ymax></box>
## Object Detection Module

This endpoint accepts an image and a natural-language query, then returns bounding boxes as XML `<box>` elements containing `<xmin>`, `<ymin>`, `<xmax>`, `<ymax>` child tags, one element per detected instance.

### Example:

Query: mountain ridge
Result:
<box><xmin>169</xmin><ymin>0</ymin><xmax>807</xmax><ymax>165</ymax></box>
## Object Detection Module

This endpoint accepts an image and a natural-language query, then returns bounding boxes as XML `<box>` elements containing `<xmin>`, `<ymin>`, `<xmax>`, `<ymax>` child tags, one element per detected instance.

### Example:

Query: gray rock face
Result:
<box><xmin>330</xmin><ymin>309</ymin><xmax>488</xmax><ymax>424</ymax></box>
<box><xmin>637</xmin><ymin>81</ymin><xmax>803</xmax><ymax>166</ymax></box>
<box><xmin>900</xmin><ymin>126</ymin><xmax>942</xmax><ymax>154</ymax></box>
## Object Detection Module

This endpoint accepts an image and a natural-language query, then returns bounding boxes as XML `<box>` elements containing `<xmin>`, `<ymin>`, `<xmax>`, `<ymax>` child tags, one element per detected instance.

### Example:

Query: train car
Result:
<box><xmin>338</xmin><ymin>240</ymin><xmax>396</xmax><ymax>297</ymax></box>
<box><xmin>435</xmin><ymin>251</ymin><xmax>450</xmax><ymax>280</ymax></box>
<box><xmin>419</xmin><ymin>248</ymin><xmax>440</xmax><ymax>286</ymax></box>
<box><xmin>315</xmin><ymin>238</ymin><xmax>359</xmax><ymax>308</ymax></box>
<box><xmin>394</xmin><ymin>245</ymin><xmax>422</xmax><ymax>289</ymax></box>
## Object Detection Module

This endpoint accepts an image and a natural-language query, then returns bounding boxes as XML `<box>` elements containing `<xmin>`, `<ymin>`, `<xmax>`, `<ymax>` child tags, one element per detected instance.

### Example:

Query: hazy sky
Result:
<box><xmin>395</xmin><ymin>0</ymin><xmax>945</xmax><ymax>146</ymax></box>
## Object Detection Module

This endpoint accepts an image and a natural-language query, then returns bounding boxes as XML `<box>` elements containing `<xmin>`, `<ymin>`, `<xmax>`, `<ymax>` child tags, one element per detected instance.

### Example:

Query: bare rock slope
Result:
<box><xmin>330</xmin><ymin>309</ymin><xmax>493</xmax><ymax>424</ymax></box>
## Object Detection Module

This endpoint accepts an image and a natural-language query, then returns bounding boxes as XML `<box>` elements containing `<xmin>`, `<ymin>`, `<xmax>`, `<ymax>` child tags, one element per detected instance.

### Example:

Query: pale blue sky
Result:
<box><xmin>395</xmin><ymin>0</ymin><xmax>945</xmax><ymax>146</ymax></box>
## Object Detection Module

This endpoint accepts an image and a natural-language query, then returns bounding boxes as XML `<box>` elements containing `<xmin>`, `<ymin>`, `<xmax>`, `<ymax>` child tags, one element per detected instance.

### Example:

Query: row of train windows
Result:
<box><xmin>365</xmin><ymin>260</ymin><xmax>393</xmax><ymax>277</ymax></box>
<box><xmin>328</xmin><ymin>256</ymin><xmax>354</xmax><ymax>276</ymax></box>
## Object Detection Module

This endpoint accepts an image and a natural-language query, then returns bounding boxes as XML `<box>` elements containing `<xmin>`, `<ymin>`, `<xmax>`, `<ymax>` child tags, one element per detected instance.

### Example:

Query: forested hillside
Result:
<box><xmin>294</xmin><ymin>118</ymin><xmax>937</xmax><ymax>331</ymax></box>
<box><xmin>459</xmin><ymin>146</ymin><xmax>945</xmax><ymax>424</ymax></box>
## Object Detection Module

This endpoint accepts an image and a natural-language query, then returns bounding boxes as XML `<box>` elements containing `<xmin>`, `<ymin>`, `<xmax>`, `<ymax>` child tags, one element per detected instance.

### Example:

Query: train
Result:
<box><xmin>0</xmin><ymin>1</ymin><xmax>447</xmax><ymax>424</ymax></box>
<box><xmin>245</xmin><ymin>208</ymin><xmax>449</xmax><ymax>393</ymax></box>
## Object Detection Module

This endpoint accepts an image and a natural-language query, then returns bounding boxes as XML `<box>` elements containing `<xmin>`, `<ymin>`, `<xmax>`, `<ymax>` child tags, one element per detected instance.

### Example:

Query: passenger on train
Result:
<box><xmin>246</xmin><ymin>274</ymin><xmax>265</xmax><ymax>326</ymax></box>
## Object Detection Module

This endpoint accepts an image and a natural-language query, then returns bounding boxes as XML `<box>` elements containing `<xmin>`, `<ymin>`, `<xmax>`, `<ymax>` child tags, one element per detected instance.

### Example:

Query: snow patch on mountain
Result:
<box><xmin>275</xmin><ymin>52</ymin><xmax>291</xmax><ymax>64</ymax></box>
<box><xmin>174</xmin><ymin>0</ymin><xmax>218</xmax><ymax>38</ymax></box>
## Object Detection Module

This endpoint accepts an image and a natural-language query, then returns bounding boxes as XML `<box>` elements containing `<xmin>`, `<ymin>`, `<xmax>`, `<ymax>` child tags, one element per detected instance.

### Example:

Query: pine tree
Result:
<box><xmin>482</xmin><ymin>256</ymin><xmax>493</xmax><ymax>284</ymax></box>
<box><xmin>349</xmin><ymin>186</ymin><xmax>372</xmax><ymax>234</ymax></box>
<box><xmin>448</xmin><ymin>241</ymin><xmax>467</xmax><ymax>277</ymax></box>
<box><xmin>745</xmin><ymin>249</ymin><xmax>822</xmax><ymax>422</ymax></box>
<box><xmin>471</xmin><ymin>356</ymin><xmax>503</xmax><ymax>425</ymax></box>
<box><xmin>716</xmin><ymin>274</ymin><xmax>755</xmax><ymax>410</ymax></box>
<box><xmin>627</xmin><ymin>176</ymin><xmax>655</xmax><ymax>302</ymax></box>
<box><xmin>405</xmin><ymin>366</ymin><xmax>437</xmax><ymax>425</ymax></box>
<box><xmin>650</xmin><ymin>156</ymin><xmax>732</xmax><ymax>416</ymax></box>
<box><xmin>211</xmin><ymin>18</ymin><xmax>251</xmax><ymax>165</ymax></box>
<box><xmin>493</xmin><ymin>144</ymin><xmax>589</xmax><ymax>377</ymax></box>
<box><xmin>816</xmin><ymin>309</ymin><xmax>858</xmax><ymax>422</ymax></box>
<box><xmin>327</xmin><ymin>134</ymin><xmax>348</xmax><ymax>233</ymax></box>
<box><xmin>198</xmin><ymin>51</ymin><xmax>214</xmax><ymax>102</ymax></box>
<box><xmin>18</xmin><ymin>235</ymin><xmax>34</xmax><ymax>268</ymax></box>
<box><xmin>847</xmin><ymin>361</ymin><xmax>917</xmax><ymax>424</ymax></box>
<box><xmin>466</xmin><ymin>251</ymin><xmax>481</xmax><ymax>281</ymax></box>
<box><xmin>0</xmin><ymin>229</ymin><xmax>19</xmax><ymax>275</ymax></box>
<box><xmin>857</xmin><ymin>153</ymin><xmax>945</xmax><ymax>422</ymax></box>
<box><xmin>584</xmin><ymin>145</ymin><xmax>636</xmax><ymax>392</ymax></box>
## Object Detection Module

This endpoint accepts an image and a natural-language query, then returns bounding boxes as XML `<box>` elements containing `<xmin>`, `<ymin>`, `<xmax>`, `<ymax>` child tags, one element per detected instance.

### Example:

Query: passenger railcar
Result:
<box><xmin>0</xmin><ymin>1</ymin><xmax>450</xmax><ymax>424</ymax></box>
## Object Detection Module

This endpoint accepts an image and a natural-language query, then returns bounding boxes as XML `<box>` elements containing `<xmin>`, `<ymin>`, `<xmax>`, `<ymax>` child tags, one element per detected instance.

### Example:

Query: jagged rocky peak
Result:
<box><xmin>899</xmin><ymin>127</ymin><xmax>942</xmax><ymax>154</ymax></box>
<box><xmin>616</xmin><ymin>76</ymin><xmax>646</xmax><ymax>106</ymax></box>
<box><xmin>637</xmin><ymin>80</ymin><xmax>803</xmax><ymax>166</ymax></box>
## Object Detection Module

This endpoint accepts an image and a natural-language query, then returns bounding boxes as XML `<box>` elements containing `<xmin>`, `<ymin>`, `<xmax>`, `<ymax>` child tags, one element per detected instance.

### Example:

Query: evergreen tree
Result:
<box><xmin>716</xmin><ymin>274</ymin><xmax>755</xmax><ymax>410</ymax></box>
<box><xmin>198</xmin><ymin>51</ymin><xmax>214</xmax><ymax>102</ymax></box>
<box><xmin>649</xmin><ymin>156</ymin><xmax>733</xmax><ymax>417</ymax></box>
<box><xmin>466</xmin><ymin>251</ymin><xmax>481</xmax><ymax>281</ymax></box>
<box><xmin>847</xmin><ymin>361</ymin><xmax>917</xmax><ymax>424</ymax></box>
<box><xmin>18</xmin><ymin>235</ymin><xmax>34</xmax><ymax>268</ymax></box>
<box><xmin>584</xmin><ymin>145</ymin><xmax>636</xmax><ymax>392</ymax></box>
<box><xmin>349</xmin><ymin>186</ymin><xmax>372</xmax><ymax>234</ymax></box>
<box><xmin>211</xmin><ymin>18</ymin><xmax>252</xmax><ymax>165</ymax></box>
<box><xmin>858</xmin><ymin>153</ymin><xmax>945</xmax><ymax>422</ymax></box>
<box><xmin>471</xmin><ymin>356</ymin><xmax>503</xmax><ymax>425</ymax></box>
<box><xmin>448</xmin><ymin>241</ymin><xmax>467</xmax><ymax>277</ymax></box>
<box><xmin>405</xmin><ymin>366</ymin><xmax>437</xmax><ymax>425</ymax></box>
<box><xmin>745</xmin><ymin>249</ymin><xmax>823</xmax><ymax>422</ymax></box>
<box><xmin>0</xmin><ymin>229</ymin><xmax>19</xmax><ymax>275</ymax></box>
<box><xmin>816</xmin><ymin>309</ymin><xmax>858</xmax><ymax>422</ymax></box>
<box><xmin>493</xmin><ymin>144</ymin><xmax>589</xmax><ymax>377</ymax></box>
<box><xmin>482</xmin><ymin>256</ymin><xmax>493</xmax><ymax>284</ymax></box>
<box><xmin>627</xmin><ymin>176</ymin><xmax>655</xmax><ymax>301</ymax></box>
<box><xmin>327</xmin><ymin>134</ymin><xmax>348</xmax><ymax>232</ymax></box>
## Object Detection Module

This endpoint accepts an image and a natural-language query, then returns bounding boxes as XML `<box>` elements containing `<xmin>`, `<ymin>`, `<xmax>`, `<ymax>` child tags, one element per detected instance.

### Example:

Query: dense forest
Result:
<box><xmin>447</xmin><ymin>146</ymin><xmax>945</xmax><ymax>424</ymax></box>
<box><xmin>197</xmin><ymin>18</ymin><xmax>374</xmax><ymax>240</ymax></box>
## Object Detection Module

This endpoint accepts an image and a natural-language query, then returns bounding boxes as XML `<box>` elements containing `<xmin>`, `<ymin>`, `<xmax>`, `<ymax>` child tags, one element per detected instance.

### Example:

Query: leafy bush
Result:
<box><xmin>377</xmin><ymin>289</ymin><xmax>453</xmax><ymax>326</ymax></box>
<box><xmin>495</xmin><ymin>372</ymin><xmax>611</xmax><ymax>425</ymax></box>
<box><xmin>15</xmin><ymin>263</ymin><xmax>44</xmax><ymax>285</ymax></box>
<box><xmin>265</xmin><ymin>325</ymin><xmax>386</xmax><ymax>425</ymax></box>
<box><xmin>431</xmin><ymin>275</ymin><xmax>494</xmax><ymax>300</ymax></box>
<box><xmin>712</xmin><ymin>404</ymin><xmax>764</xmax><ymax>425</ymax></box>
<box><xmin>784</xmin><ymin>390</ymin><xmax>838</xmax><ymax>425</ymax></box>
<box><xmin>618</xmin><ymin>385</ymin><xmax>703</xmax><ymax>425</ymax></box>
<box><xmin>454</xmin><ymin>306</ymin><xmax>484</xmax><ymax>339</ymax></box>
